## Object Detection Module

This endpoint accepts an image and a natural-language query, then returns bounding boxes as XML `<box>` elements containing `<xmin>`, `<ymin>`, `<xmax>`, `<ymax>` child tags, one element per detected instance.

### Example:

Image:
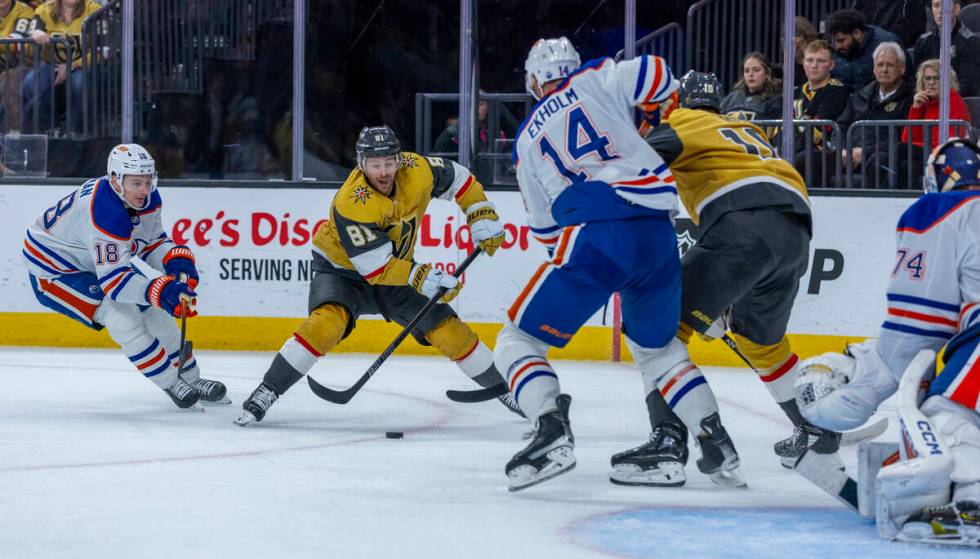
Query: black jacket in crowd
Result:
<box><xmin>837</xmin><ymin>76</ymin><xmax>916</xmax><ymax>153</ymax></box>
<box><xmin>912</xmin><ymin>22</ymin><xmax>980</xmax><ymax>97</ymax></box>
<box><xmin>831</xmin><ymin>25</ymin><xmax>902</xmax><ymax>91</ymax></box>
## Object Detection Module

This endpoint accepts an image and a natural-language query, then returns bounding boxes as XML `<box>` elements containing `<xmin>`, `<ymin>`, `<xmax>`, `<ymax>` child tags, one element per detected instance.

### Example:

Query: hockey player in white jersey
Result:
<box><xmin>496</xmin><ymin>37</ymin><xmax>741</xmax><ymax>491</ymax></box>
<box><xmin>795</xmin><ymin>138</ymin><xmax>980</xmax><ymax>544</ymax></box>
<box><xmin>22</xmin><ymin>144</ymin><xmax>228</xmax><ymax>408</ymax></box>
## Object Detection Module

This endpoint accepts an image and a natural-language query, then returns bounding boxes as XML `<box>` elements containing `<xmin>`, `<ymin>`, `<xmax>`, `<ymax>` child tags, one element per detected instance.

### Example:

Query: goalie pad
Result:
<box><xmin>858</xmin><ymin>441</ymin><xmax>900</xmax><ymax>519</ymax></box>
<box><xmin>876</xmin><ymin>350</ymin><xmax>953</xmax><ymax>540</ymax></box>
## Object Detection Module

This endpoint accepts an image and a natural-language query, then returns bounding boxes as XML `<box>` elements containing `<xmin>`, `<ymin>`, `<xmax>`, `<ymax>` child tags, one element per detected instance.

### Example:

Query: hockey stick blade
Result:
<box><xmin>840</xmin><ymin>417</ymin><xmax>888</xmax><ymax>447</ymax></box>
<box><xmin>307</xmin><ymin>249</ymin><xmax>484</xmax><ymax>405</ymax></box>
<box><xmin>794</xmin><ymin>450</ymin><xmax>859</xmax><ymax>511</ymax></box>
<box><xmin>445</xmin><ymin>383</ymin><xmax>509</xmax><ymax>403</ymax></box>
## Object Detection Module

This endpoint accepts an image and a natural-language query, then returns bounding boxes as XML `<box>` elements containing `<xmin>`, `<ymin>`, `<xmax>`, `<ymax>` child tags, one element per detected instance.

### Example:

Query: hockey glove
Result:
<box><xmin>147</xmin><ymin>275</ymin><xmax>198</xmax><ymax>318</ymax></box>
<box><xmin>465</xmin><ymin>201</ymin><xmax>505</xmax><ymax>256</ymax></box>
<box><xmin>410</xmin><ymin>263</ymin><xmax>461</xmax><ymax>303</ymax></box>
<box><xmin>162</xmin><ymin>246</ymin><xmax>198</xmax><ymax>289</ymax></box>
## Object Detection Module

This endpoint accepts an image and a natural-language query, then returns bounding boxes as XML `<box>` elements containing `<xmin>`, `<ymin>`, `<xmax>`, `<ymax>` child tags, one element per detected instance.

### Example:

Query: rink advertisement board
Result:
<box><xmin>0</xmin><ymin>184</ymin><xmax>914</xmax><ymax>359</ymax></box>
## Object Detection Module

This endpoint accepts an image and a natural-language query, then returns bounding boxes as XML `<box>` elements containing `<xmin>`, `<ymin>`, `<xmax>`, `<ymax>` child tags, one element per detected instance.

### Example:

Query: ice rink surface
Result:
<box><xmin>1</xmin><ymin>347</ymin><xmax>973</xmax><ymax>559</ymax></box>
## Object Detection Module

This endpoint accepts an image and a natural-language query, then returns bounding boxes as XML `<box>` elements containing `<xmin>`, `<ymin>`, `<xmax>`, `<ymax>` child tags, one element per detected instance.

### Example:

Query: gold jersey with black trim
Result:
<box><xmin>647</xmin><ymin>108</ymin><xmax>810</xmax><ymax>236</ymax></box>
<box><xmin>28</xmin><ymin>0</ymin><xmax>102</xmax><ymax>64</ymax></box>
<box><xmin>312</xmin><ymin>152</ymin><xmax>488</xmax><ymax>285</ymax></box>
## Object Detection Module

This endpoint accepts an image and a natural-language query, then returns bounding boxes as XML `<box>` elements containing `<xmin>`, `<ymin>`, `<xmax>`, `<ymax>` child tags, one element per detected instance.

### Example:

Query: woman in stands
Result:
<box><xmin>720</xmin><ymin>52</ymin><xmax>783</xmax><ymax>123</ymax></box>
<box><xmin>902</xmin><ymin>59</ymin><xmax>973</xmax><ymax>152</ymax></box>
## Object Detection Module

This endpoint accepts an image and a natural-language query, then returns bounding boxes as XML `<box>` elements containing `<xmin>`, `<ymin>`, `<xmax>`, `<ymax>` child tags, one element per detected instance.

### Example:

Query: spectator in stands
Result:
<box><xmin>791</xmin><ymin>40</ymin><xmax>851</xmax><ymax>183</ymax></box>
<box><xmin>902</xmin><ymin>59</ymin><xmax>972</xmax><ymax>152</ymax></box>
<box><xmin>433</xmin><ymin>90</ymin><xmax>504</xmax><ymax>183</ymax></box>
<box><xmin>827</xmin><ymin>8</ymin><xmax>901</xmax><ymax>91</ymax></box>
<box><xmin>837</xmin><ymin>42</ymin><xmax>915</xmax><ymax>184</ymax></box>
<box><xmin>0</xmin><ymin>0</ymin><xmax>34</xmax><ymax>132</ymax></box>
<box><xmin>22</xmin><ymin>0</ymin><xmax>101</xmax><ymax>134</ymax></box>
<box><xmin>852</xmin><ymin>0</ymin><xmax>929</xmax><ymax>47</ymax></box>
<box><xmin>776</xmin><ymin>17</ymin><xmax>820</xmax><ymax>87</ymax></box>
<box><xmin>912</xmin><ymin>0</ymin><xmax>980</xmax><ymax>97</ymax></box>
<box><xmin>720</xmin><ymin>52</ymin><xmax>782</xmax><ymax>122</ymax></box>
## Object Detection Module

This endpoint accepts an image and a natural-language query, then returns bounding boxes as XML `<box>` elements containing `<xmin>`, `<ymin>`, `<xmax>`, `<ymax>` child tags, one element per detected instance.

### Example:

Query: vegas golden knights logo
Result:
<box><xmin>386</xmin><ymin>216</ymin><xmax>418</xmax><ymax>259</ymax></box>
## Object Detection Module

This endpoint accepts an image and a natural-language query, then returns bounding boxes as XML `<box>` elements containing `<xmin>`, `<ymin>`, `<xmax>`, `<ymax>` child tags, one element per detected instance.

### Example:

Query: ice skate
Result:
<box><xmin>234</xmin><ymin>383</ymin><xmax>279</xmax><ymax>426</ymax></box>
<box><xmin>695</xmin><ymin>413</ymin><xmax>747</xmax><ymax>489</ymax></box>
<box><xmin>901</xmin><ymin>501</ymin><xmax>979</xmax><ymax>546</ymax></box>
<box><xmin>165</xmin><ymin>377</ymin><xmax>201</xmax><ymax>409</ymax></box>
<box><xmin>188</xmin><ymin>377</ymin><xmax>230</xmax><ymax>405</ymax></box>
<box><xmin>506</xmin><ymin>394</ymin><xmax>575</xmax><ymax>491</ymax></box>
<box><xmin>610</xmin><ymin>421</ymin><xmax>689</xmax><ymax>487</ymax></box>
<box><xmin>775</xmin><ymin>422</ymin><xmax>842</xmax><ymax>469</ymax></box>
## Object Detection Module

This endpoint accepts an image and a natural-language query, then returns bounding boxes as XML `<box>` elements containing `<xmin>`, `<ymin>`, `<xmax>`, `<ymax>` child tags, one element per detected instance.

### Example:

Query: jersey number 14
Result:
<box><xmin>539</xmin><ymin>106</ymin><xmax>618</xmax><ymax>183</ymax></box>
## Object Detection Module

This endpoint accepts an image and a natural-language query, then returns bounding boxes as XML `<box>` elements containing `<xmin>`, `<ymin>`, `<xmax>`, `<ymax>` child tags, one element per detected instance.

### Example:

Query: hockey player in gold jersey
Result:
<box><xmin>236</xmin><ymin>126</ymin><xmax>519</xmax><ymax>425</ymax></box>
<box><xmin>610</xmin><ymin>71</ymin><xmax>840</xmax><ymax>488</ymax></box>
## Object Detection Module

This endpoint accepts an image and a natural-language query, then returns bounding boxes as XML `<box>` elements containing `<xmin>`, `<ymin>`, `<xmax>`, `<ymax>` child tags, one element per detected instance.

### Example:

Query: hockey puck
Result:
<box><xmin>385</xmin><ymin>431</ymin><xmax>404</xmax><ymax>439</ymax></box>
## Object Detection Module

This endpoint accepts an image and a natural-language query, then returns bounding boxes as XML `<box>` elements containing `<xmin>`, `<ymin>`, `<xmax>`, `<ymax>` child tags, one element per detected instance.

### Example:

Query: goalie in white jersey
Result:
<box><xmin>796</xmin><ymin>138</ymin><xmax>980</xmax><ymax>545</ymax></box>
<box><xmin>495</xmin><ymin>38</ymin><xmax>741</xmax><ymax>491</ymax></box>
<box><xmin>22</xmin><ymin>144</ymin><xmax>228</xmax><ymax>409</ymax></box>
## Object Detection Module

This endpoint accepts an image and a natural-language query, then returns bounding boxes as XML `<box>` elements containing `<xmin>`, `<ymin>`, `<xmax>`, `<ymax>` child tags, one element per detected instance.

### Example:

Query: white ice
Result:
<box><xmin>0</xmin><ymin>347</ymin><xmax>972</xmax><ymax>559</ymax></box>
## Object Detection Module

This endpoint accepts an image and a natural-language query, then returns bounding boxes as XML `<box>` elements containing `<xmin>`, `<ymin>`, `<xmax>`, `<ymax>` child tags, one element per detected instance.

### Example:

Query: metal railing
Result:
<box><xmin>687</xmin><ymin>0</ymin><xmax>849</xmax><ymax>89</ymax></box>
<box><xmin>755</xmin><ymin>118</ymin><xmax>842</xmax><ymax>188</ymax></box>
<box><xmin>615</xmin><ymin>22</ymin><xmax>685</xmax><ymax>72</ymax></box>
<box><xmin>0</xmin><ymin>37</ymin><xmax>75</xmax><ymax>136</ymax></box>
<box><xmin>845</xmin><ymin>119</ymin><xmax>975</xmax><ymax>189</ymax></box>
<box><xmin>414</xmin><ymin>92</ymin><xmax>532</xmax><ymax>156</ymax></box>
<box><xmin>204</xmin><ymin>0</ymin><xmax>259</xmax><ymax>61</ymax></box>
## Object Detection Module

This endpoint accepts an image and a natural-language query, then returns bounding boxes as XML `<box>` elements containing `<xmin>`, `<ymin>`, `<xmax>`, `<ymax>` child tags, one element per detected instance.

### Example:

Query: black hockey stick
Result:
<box><xmin>175</xmin><ymin>275</ymin><xmax>191</xmax><ymax>377</ymax></box>
<box><xmin>445</xmin><ymin>382</ymin><xmax>509</xmax><ymax>403</ymax></box>
<box><xmin>308</xmin><ymin>249</ymin><xmax>483</xmax><ymax>404</ymax></box>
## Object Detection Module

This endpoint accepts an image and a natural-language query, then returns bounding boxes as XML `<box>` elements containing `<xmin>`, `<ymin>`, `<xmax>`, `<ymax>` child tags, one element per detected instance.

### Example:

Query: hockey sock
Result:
<box><xmin>732</xmin><ymin>333</ymin><xmax>799</xmax><ymax>407</ymax></box>
<box><xmin>645</xmin><ymin>389</ymin><xmax>686</xmax><ymax>435</ymax></box>
<box><xmin>142</xmin><ymin>306</ymin><xmax>200</xmax><ymax>382</ymax></box>
<box><xmin>494</xmin><ymin>323</ymin><xmax>560</xmax><ymax>420</ymax></box>
<box><xmin>426</xmin><ymin>317</ymin><xmax>503</xmax><ymax>388</ymax></box>
<box><xmin>631</xmin><ymin>336</ymin><xmax>720</xmax><ymax>436</ymax></box>
<box><xmin>98</xmin><ymin>300</ymin><xmax>179</xmax><ymax>389</ymax></box>
<box><xmin>266</xmin><ymin>304</ymin><xmax>348</xmax><ymax>395</ymax></box>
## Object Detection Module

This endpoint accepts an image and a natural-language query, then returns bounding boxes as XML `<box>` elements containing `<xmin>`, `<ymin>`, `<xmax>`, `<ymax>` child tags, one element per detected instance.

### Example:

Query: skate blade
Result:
<box><xmin>508</xmin><ymin>446</ymin><xmax>576</xmax><ymax>492</ymax></box>
<box><xmin>709</xmin><ymin>467</ymin><xmax>748</xmax><ymax>489</ymax></box>
<box><xmin>233</xmin><ymin>411</ymin><xmax>258</xmax><ymax>426</ymax></box>
<box><xmin>200</xmin><ymin>396</ymin><xmax>232</xmax><ymax>406</ymax></box>
<box><xmin>779</xmin><ymin>455</ymin><xmax>799</xmax><ymax>470</ymax></box>
<box><xmin>609</xmin><ymin>462</ymin><xmax>686</xmax><ymax>487</ymax></box>
<box><xmin>897</xmin><ymin>524</ymin><xmax>979</xmax><ymax>547</ymax></box>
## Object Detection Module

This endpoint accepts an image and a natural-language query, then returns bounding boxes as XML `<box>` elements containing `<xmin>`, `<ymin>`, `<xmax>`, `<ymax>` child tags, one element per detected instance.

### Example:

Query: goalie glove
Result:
<box><xmin>465</xmin><ymin>201</ymin><xmax>505</xmax><ymax>256</ymax></box>
<box><xmin>162</xmin><ymin>246</ymin><xmax>198</xmax><ymax>288</ymax></box>
<box><xmin>147</xmin><ymin>275</ymin><xmax>198</xmax><ymax>318</ymax></box>
<box><xmin>410</xmin><ymin>263</ymin><xmax>462</xmax><ymax>303</ymax></box>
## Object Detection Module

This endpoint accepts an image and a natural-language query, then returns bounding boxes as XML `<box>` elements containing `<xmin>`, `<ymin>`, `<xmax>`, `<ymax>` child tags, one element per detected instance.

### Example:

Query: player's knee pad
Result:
<box><xmin>141</xmin><ymin>307</ymin><xmax>181</xmax><ymax>351</ymax></box>
<box><xmin>626</xmin><ymin>336</ymin><xmax>688</xmax><ymax>394</ymax></box>
<box><xmin>425</xmin><ymin>317</ymin><xmax>479</xmax><ymax>361</ymax></box>
<box><xmin>97</xmin><ymin>300</ymin><xmax>151</xmax><ymax>348</ymax></box>
<box><xmin>294</xmin><ymin>304</ymin><xmax>349</xmax><ymax>356</ymax></box>
<box><xmin>494</xmin><ymin>323</ymin><xmax>550</xmax><ymax>372</ymax></box>
<box><xmin>922</xmin><ymin>396</ymin><xmax>980</xmax><ymax>486</ymax></box>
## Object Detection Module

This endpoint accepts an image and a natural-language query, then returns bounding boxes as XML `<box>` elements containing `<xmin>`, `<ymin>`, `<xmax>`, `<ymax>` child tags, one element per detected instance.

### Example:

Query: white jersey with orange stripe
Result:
<box><xmin>23</xmin><ymin>177</ymin><xmax>174</xmax><ymax>305</ymax></box>
<box><xmin>876</xmin><ymin>191</ymin><xmax>980</xmax><ymax>380</ymax></box>
<box><xmin>514</xmin><ymin>55</ymin><xmax>679</xmax><ymax>249</ymax></box>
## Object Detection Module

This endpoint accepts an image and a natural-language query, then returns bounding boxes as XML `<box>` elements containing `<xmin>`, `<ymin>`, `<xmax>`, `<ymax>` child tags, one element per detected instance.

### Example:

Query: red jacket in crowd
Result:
<box><xmin>901</xmin><ymin>90</ymin><xmax>973</xmax><ymax>150</ymax></box>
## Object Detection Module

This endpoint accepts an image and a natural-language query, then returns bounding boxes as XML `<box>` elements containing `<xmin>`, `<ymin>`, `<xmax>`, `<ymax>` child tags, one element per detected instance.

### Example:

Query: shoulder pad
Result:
<box><xmin>90</xmin><ymin>178</ymin><xmax>133</xmax><ymax>240</ymax></box>
<box><xmin>334</xmin><ymin>173</ymin><xmax>391</xmax><ymax>224</ymax></box>
<box><xmin>897</xmin><ymin>192</ymin><xmax>980</xmax><ymax>233</ymax></box>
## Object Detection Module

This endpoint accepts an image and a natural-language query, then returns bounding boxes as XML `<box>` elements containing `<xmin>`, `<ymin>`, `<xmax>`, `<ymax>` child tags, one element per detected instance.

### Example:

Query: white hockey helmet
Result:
<box><xmin>524</xmin><ymin>37</ymin><xmax>581</xmax><ymax>99</ymax></box>
<box><xmin>107</xmin><ymin>143</ymin><xmax>158</xmax><ymax>210</ymax></box>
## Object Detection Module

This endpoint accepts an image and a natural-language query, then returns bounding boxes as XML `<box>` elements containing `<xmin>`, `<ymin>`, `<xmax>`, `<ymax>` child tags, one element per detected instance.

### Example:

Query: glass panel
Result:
<box><xmin>303</xmin><ymin>0</ymin><xmax>459</xmax><ymax>181</ymax></box>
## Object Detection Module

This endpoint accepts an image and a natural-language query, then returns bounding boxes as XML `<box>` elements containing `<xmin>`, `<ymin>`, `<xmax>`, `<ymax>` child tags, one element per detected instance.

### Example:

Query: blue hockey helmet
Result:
<box><xmin>923</xmin><ymin>137</ymin><xmax>980</xmax><ymax>193</ymax></box>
